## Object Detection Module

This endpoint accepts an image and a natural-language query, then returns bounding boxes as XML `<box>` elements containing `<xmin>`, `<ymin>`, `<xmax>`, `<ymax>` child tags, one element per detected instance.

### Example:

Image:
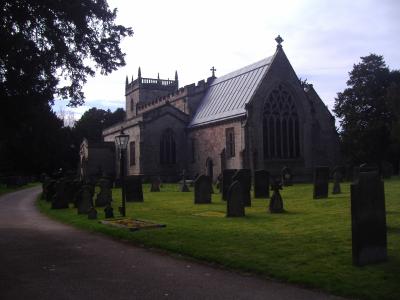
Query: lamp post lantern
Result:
<box><xmin>115</xmin><ymin>128</ymin><xmax>129</xmax><ymax>217</ymax></box>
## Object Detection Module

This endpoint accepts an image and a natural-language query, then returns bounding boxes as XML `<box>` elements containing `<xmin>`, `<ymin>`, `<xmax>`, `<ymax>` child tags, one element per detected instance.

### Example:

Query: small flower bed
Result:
<box><xmin>100</xmin><ymin>218</ymin><xmax>166</xmax><ymax>231</ymax></box>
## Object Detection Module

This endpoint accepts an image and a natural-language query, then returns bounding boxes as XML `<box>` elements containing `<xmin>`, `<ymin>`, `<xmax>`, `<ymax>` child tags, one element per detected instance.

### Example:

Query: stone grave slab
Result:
<box><xmin>254</xmin><ymin>170</ymin><xmax>270</xmax><ymax>198</ymax></box>
<box><xmin>313</xmin><ymin>166</ymin><xmax>329</xmax><ymax>199</ymax></box>
<box><xmin>226</xmin><ymin>181</ymin><xmax>245</xmax><ymax>217</ymax></box>
<box><xmin>125</xmin><ymin>175</ymin><xmax>144</xmax><ymax>202</ymax></box>
<box><xmin>194</xmin><ymin>175</ymin><xmax>212</xmax><ymax>204</ymax></box>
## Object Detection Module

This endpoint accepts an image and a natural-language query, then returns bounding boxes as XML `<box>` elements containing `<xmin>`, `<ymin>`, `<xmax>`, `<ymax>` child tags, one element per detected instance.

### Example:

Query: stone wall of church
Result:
<box><xmin>188</xmin><ymin>118</ymin><xmax>244</xmax><ymax>182</ymax></box>
<box><xmin>140</xmin><ymin>113</ymin><xmax>188</xmax><ymax>182</ymax></box>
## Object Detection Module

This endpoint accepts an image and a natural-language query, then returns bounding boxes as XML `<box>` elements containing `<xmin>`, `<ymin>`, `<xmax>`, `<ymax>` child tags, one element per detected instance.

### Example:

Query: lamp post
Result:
<box><xmin>115</xmin><ymin>128</ymin><xmax>130</xmax><ymax>217</ymax></box>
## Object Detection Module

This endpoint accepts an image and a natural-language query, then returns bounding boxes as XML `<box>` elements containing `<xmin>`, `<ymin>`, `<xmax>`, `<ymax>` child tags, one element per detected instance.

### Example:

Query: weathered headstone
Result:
<box><xmin>72</xmin><ymin>179</ymin><xmax>83</xmax><ymax>208</ymax></box>
<box><xmin>88</xmin><ymin>207</ymin><xmax>98</xmax><ymax>220</ymax></box>
<box><xmin>194</xmin><ymin>175</ymin><xmax>212</xmax><ymax>204</ymax></box>
<box><xmin>180</xmin><ymin>170</ymin><xmax>190</xmax><ymax>192</ymax></box>
<box><xmin>51</xmin><ymin>178</ymin><xmax>69</xmax><ymax>209</ymax></box>
<box><xmin>150</xmin><ymin>177</ymin><xmax>161</xmax><ymax>192</ymax></box>
<box><xmin>95</xmin><ymin>177</ymin><xmax>112</xmax><ymax>207</ymax></box>
<box><xmin>351</xmin><ymin>171</ymin><xmax>387</xmax><ymax>266</ymax></box>
<box><xmin>332</xmin><ymin>168</ymin><xmax>342</xmax><ymax>194</ymax></box>
<box><xmin>45</xmin><ymin>179</ymin><xmax>57</xmax><ymax>202</ymax></box>
<box><xmin>125</xmin><ymin>175</ymin><xmax>144</xmax><ymax>202</ymax></box>
<box><xmin>313</xmin><ymin>166</ymin><xmax>329</xmax><ymax>199</ymax></box>
<box><xmin>281</xmin><ymin>166</ymin><xmax>293</xmax><ymax>186</ymax></box>
<box><xmin>269</xmin><ymin>179</ymin><xmax>284</xmax><ymax>213</ymax></box>
<box><xmin>254</xmin><ymin>170</ymin><xmax>270</xmax><ymax>198</ymax></box>
<box><xmin>64</xmin><ymin>178</ymin><xmax>76</xmax><ymax>205</ymax></box>
<box><xmin>104</xmin><ymin>204</ymin><xmax>114</xmax><ymax>218</ymax></box>
<box><xmin>222</xmin><ymin>169</ymin><xmax>237</xmax><ymax>201</ymax></box>
<box><xmin>77</xmin><ymin>185</ymin><xmax>93</xmax><ymax>214</ymax></box>
<box><xmin>232</xmin><ymin>169</ymin><xmax>251</xmax><ymax>207</ymax></box>
<box><xmin>226</xmin><ymin>181</ymin><xmax>245</xmax><ymax>217</ymax></box>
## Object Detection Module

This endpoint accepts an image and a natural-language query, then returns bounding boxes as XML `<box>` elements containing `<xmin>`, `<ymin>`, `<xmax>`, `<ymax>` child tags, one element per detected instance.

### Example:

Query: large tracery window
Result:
<box><xmin>160</xmin><ymin>129</ymin><xmax>176</xmax><ymax>164</ymax></box>
<box><xmin>263</xmin><ymin>85</ymin><xmax>300</xmax><ymax>159</ymax></box>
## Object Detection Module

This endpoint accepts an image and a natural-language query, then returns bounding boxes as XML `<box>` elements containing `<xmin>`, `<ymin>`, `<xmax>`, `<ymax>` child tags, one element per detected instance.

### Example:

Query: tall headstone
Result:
<box><xmin>222</xmin><ymin>169</ymin><xmax>237</xmax><ymax>201</ymax></box>
<box><xmin>77</xmin><ymin>185</ymin><xmax>93</xmax><ymax>214</ymax></box>
<box><xmin>194</xmin><ymin>175</ymin><xmax>212</xmax><ymax>204</ymax></box>
<box><xmin>104</xmin><ymin>204</ymin><xmax>114</xmax><ymax>218</ymax></box>
<box><xmin>269</xmin><ymin>179</ymin><xmax>284</xmax><ymax>213</ymax></box>
<box><xmin>232</xmin><ymin>169</ymin><xmax>251</xmax><ymax>207</ymax></box>
<box><xmin>150</xmin><ymin>177</ymin><xmax>161</xmax><ymax>192</ymax></box>
<box><xmin>95</xmin><ymin>177</ymin><xmax>112</xmax><ymax>207</ymax></box>
<box><xmin>125</xmin><ymin>175</ymin><xmax>144</xmax><ymax>202</ymax></box>
<box><xmin>281</xmin><ymin>166</ymin><xmax>293</xmax><ymax>186</ymax></box>
<box><xmin>351</xmin><ymin>171</ymin><xmax>387</xmax><ymax>266</ymax></box>
<box><xmin>313</xmin><ymin>166</ymin><xmax>329</xmax><ymax>199</ymax></box>
<box><xmin>226</xmin><ymin>181</ymin><xmax>245</xmax><ymax>217</ymax></box>
<box><xmin>45</xmin><ymin>179</ymin><xmax>57</xmax><ymax>202</ymax></box>
<box><xmin>254</xmin><ymin>170</ymin><xmax>270</xmax><ymax>198</ymax></box>
<box><xmin>51</xmin><ymin>178</ymin><xmax>69</xmax><ymax>209</ymax></box>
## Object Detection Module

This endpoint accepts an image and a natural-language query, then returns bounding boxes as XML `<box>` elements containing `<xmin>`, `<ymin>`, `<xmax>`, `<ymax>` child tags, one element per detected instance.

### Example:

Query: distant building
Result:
<box><xmin>103</xmin><ymin>36</ymin><xmax>340</xmax><ymax>182</ymax></box>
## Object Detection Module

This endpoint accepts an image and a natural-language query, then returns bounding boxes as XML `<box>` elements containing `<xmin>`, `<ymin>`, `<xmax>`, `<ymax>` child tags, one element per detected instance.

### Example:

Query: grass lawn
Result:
<box><xmin>38</xmin><ymin>177</ymin><xmax>400</xmax><ymax>300</ymax></box>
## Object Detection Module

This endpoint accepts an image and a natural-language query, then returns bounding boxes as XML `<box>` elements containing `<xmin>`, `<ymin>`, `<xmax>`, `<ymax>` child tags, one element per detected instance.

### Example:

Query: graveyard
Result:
<box><xmin>38</xmin><ymin>176</ymin><xmax>400</xmax><ymax>300</ymax></box>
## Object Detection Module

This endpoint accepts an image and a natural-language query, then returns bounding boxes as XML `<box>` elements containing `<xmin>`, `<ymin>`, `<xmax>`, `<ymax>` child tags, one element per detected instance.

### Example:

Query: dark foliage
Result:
<box><xmin>0</xmin><ymin>0</ymin><xmax>132</xmax><ymax>175</ymax></box>
<box><xmin>73</xmin><ymin>107</ymin><xmax>125</xmax><ymax>142</ymax></box>
<box><xmin>334</xmin><ymin>54</ymin><xmax>400</xmax><ymax>170</ymax></box>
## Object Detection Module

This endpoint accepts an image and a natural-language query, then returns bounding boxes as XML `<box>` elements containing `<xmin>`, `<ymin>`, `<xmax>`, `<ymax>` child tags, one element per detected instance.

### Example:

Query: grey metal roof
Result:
<box><xmin>189</xmin><ymin>56</ymin><xmax>273</xmax><ymax>127</ymax></box>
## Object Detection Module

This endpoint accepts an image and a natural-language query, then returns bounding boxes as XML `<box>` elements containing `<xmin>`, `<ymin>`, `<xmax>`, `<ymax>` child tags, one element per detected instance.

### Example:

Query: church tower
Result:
<box><xmin>125</xmin><ymin>68</ymin><xmax>179</xmax><ymax>119</ymax></box>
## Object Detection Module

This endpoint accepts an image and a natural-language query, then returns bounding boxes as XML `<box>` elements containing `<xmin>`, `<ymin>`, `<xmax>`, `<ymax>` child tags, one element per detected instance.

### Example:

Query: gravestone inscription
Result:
<box><xmin>351</xmin><ymin>171</ymin><xmax>387</xmax><ymax>266</ymax></box>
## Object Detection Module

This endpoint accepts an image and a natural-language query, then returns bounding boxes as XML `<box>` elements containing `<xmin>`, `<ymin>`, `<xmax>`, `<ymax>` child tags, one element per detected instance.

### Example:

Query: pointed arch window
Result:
<box><xmin>263</xmin><ymin>85</ymin><xmax>300</xmax><ymax>159</ymax></box>
<box><xmin>160</xmin><ymin>129</ymin><xmax>176</xmax><ymax>164</ymax></box>
<box><xmin>130</xmin><ymin>98</ymin><xmax>134</xmax><ymax>112</ymax></box>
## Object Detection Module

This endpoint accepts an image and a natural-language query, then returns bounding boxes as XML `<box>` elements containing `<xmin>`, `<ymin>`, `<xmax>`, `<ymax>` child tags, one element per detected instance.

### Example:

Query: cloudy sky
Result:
<box><xmin>55</xmin><ymin>0</ymin><xmax>400</xmax><ymax>121</ymax></box>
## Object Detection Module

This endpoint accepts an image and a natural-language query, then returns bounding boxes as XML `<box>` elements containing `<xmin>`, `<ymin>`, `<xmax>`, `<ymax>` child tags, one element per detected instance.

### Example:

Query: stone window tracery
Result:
<box><xmin>263</xmin><ymin>85</ymin><xmax>300</xmax><ymax>159</ymax></box>
<box><xmin>160</xmin><ymin>128</ymin><xmax>176</xmax><ymax>164</ymax></box>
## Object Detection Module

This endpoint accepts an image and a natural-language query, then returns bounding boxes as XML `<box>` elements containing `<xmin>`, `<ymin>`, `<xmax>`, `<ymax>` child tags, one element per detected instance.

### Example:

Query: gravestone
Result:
<box><xmin>254</xmin><ymin>170</ymin><xmax>270</xmax><ymax>198</ymax></box>
<box><xmin>281</xmin><ymin>166</ymin><xmax>292</xmax><ymax>186</ymax></box>
<box><xmin>125</xmin><ymin>175</ymin><xmax>144</xmax><ymax>202</ymax></box>
<box><xmin>313</xmin><ymin>166</ymin><xmax>329</xmax><ymax>199</ymax></box>
<box><xmin>354</xmin><ymin>163</ymin><xmax>379</xmax><ymax>181</ymax></box>
<box><xmin>180</xmin><ymin>170</ymin><xmax>190</xmax><ymax>192</ymax></box>
<box><xmin>45</xmin><ymin>179</ymin><xmax>57</xmax><ymax>202</ymax></box>
<box><xmin>269</xmin><ymin>179</ymin><xmax>284</xmax><ymax>213</ymax></box>
<box><xmin>332</xmin><ymin>168</ymin><xmax>342</xmax><ymax>194</ymax></box>
<box><xmin>88</xmin><ymin>207</ymin><xmax>98</xmax><ymax>220</ymax></box>
<box><xmin>351</xmin><ymin>171</ymin><xmax>387</xmax><ymax>266</ymax></box>
<box><xmin>104</xmin><ymin>204</ymin><xmax>114</xmax><ymax>218</ymax></box>
<box><xmin>64</xmin><ymin>178</ymin><xmax>76</xmax><ymax>205</ymax></box>
<box><xmin>194</xmin><ymin>175</ymin><xmax>212</xmax><ymax>204</ymax></box>
<box><xmin>72</xmin><ymin>179</ymin><xmax>83</xmax><ymax>208</ymax></box>
<box><xmin>150</xmin><ymin>177</ymin><xmax>161</xmax><ymax>192</ymax></box>
<box><xmin>77</xmin><ymin>185</ymin><xmax>93</xmax><ymax>214</ymax></box>
<box><xmin>222</xmin><ymin>169</ymin><xmax>237</xmax><ymax>201</ymax></box>
<box><xmin>51</xmin><ymin>178</ymin><xmax>69</xmax><ymax>209</ymax></box>
<box><xmin>232</xmin><ymin>169</ymin><xmax>251</xmax><ymax>207</ymax></box>
<box><xmin>226</xmin><ymin>181</ymin><xmax>245</xmax><ymax>217</ymax></box>
<box><xmin>95</xmin><ymin>177</ymin><xmax>112</xmax><ymax>207</ymax></box>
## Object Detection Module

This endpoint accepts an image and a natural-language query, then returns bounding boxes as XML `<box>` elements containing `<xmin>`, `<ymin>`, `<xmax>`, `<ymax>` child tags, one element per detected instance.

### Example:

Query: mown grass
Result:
<box><xmin>38</xmin><ymin>177</ymin><xmax>400</xmax><ymax>300</ymax></box>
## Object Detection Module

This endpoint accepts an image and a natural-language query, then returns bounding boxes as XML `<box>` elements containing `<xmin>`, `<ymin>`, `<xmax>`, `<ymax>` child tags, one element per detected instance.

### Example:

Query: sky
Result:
<box><xmin>54</xmin><ymin>0</ymin><xmax>400</xmax><ymax>122</ymax></box>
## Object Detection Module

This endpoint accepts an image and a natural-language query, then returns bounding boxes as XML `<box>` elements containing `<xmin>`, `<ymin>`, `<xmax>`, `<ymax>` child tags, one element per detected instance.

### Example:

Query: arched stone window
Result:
<box><xmin>130</xmin><ymin>98</ymin><xmax>134</xmax><ymax>112</ymax></box>
<box><xmin>263</xmin><ymin>85</ymin><xmax>300</xmax><ymax>159</ymax></box>
<box><xmin>160</xmin><ymin>129</ymin><xmax>176</xmax><ymax>164</ymax></box>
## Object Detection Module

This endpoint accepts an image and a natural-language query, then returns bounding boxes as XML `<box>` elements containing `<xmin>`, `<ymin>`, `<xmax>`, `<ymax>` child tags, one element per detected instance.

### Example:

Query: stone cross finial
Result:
<box><xmin>275</xmin><ymin>35</ymin><xmax>284</xmax><ymax>48</ymax></box>
<box><xmin>210</xmin><ymin>66</ymin><xmax>216</xmax><ymax>77</ymax></box>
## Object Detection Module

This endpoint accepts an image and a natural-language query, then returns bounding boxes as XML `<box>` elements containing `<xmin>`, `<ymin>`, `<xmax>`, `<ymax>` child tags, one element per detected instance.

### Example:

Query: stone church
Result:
<box><xmin>102</xmin><ymin>36</ymin><xmax>340</xmax><ymax>182</ymax></box>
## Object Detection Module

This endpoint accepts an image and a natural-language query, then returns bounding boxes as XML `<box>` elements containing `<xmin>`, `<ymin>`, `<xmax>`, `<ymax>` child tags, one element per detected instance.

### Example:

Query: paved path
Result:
<box><xmin>0</xmin><ymin>187</ymin><xmax>344</xmax><ymax>300</ymax></box>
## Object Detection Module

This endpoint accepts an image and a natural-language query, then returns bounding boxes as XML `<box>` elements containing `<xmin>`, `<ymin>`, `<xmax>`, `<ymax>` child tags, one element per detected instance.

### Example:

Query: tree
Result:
<box><xmin>73</xmin><ymin>107</ymin><xmax>125</xmax><ymax>143</ymax></box>
<box><xmin>334</xmin><ymin>54</ymin><xmax>400</xmax><ymax>168</ymax></box>
<box><xmin>0</xmin><ymin>1</ymin><xmax>132</xmax><ymax>175</ymax></box>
